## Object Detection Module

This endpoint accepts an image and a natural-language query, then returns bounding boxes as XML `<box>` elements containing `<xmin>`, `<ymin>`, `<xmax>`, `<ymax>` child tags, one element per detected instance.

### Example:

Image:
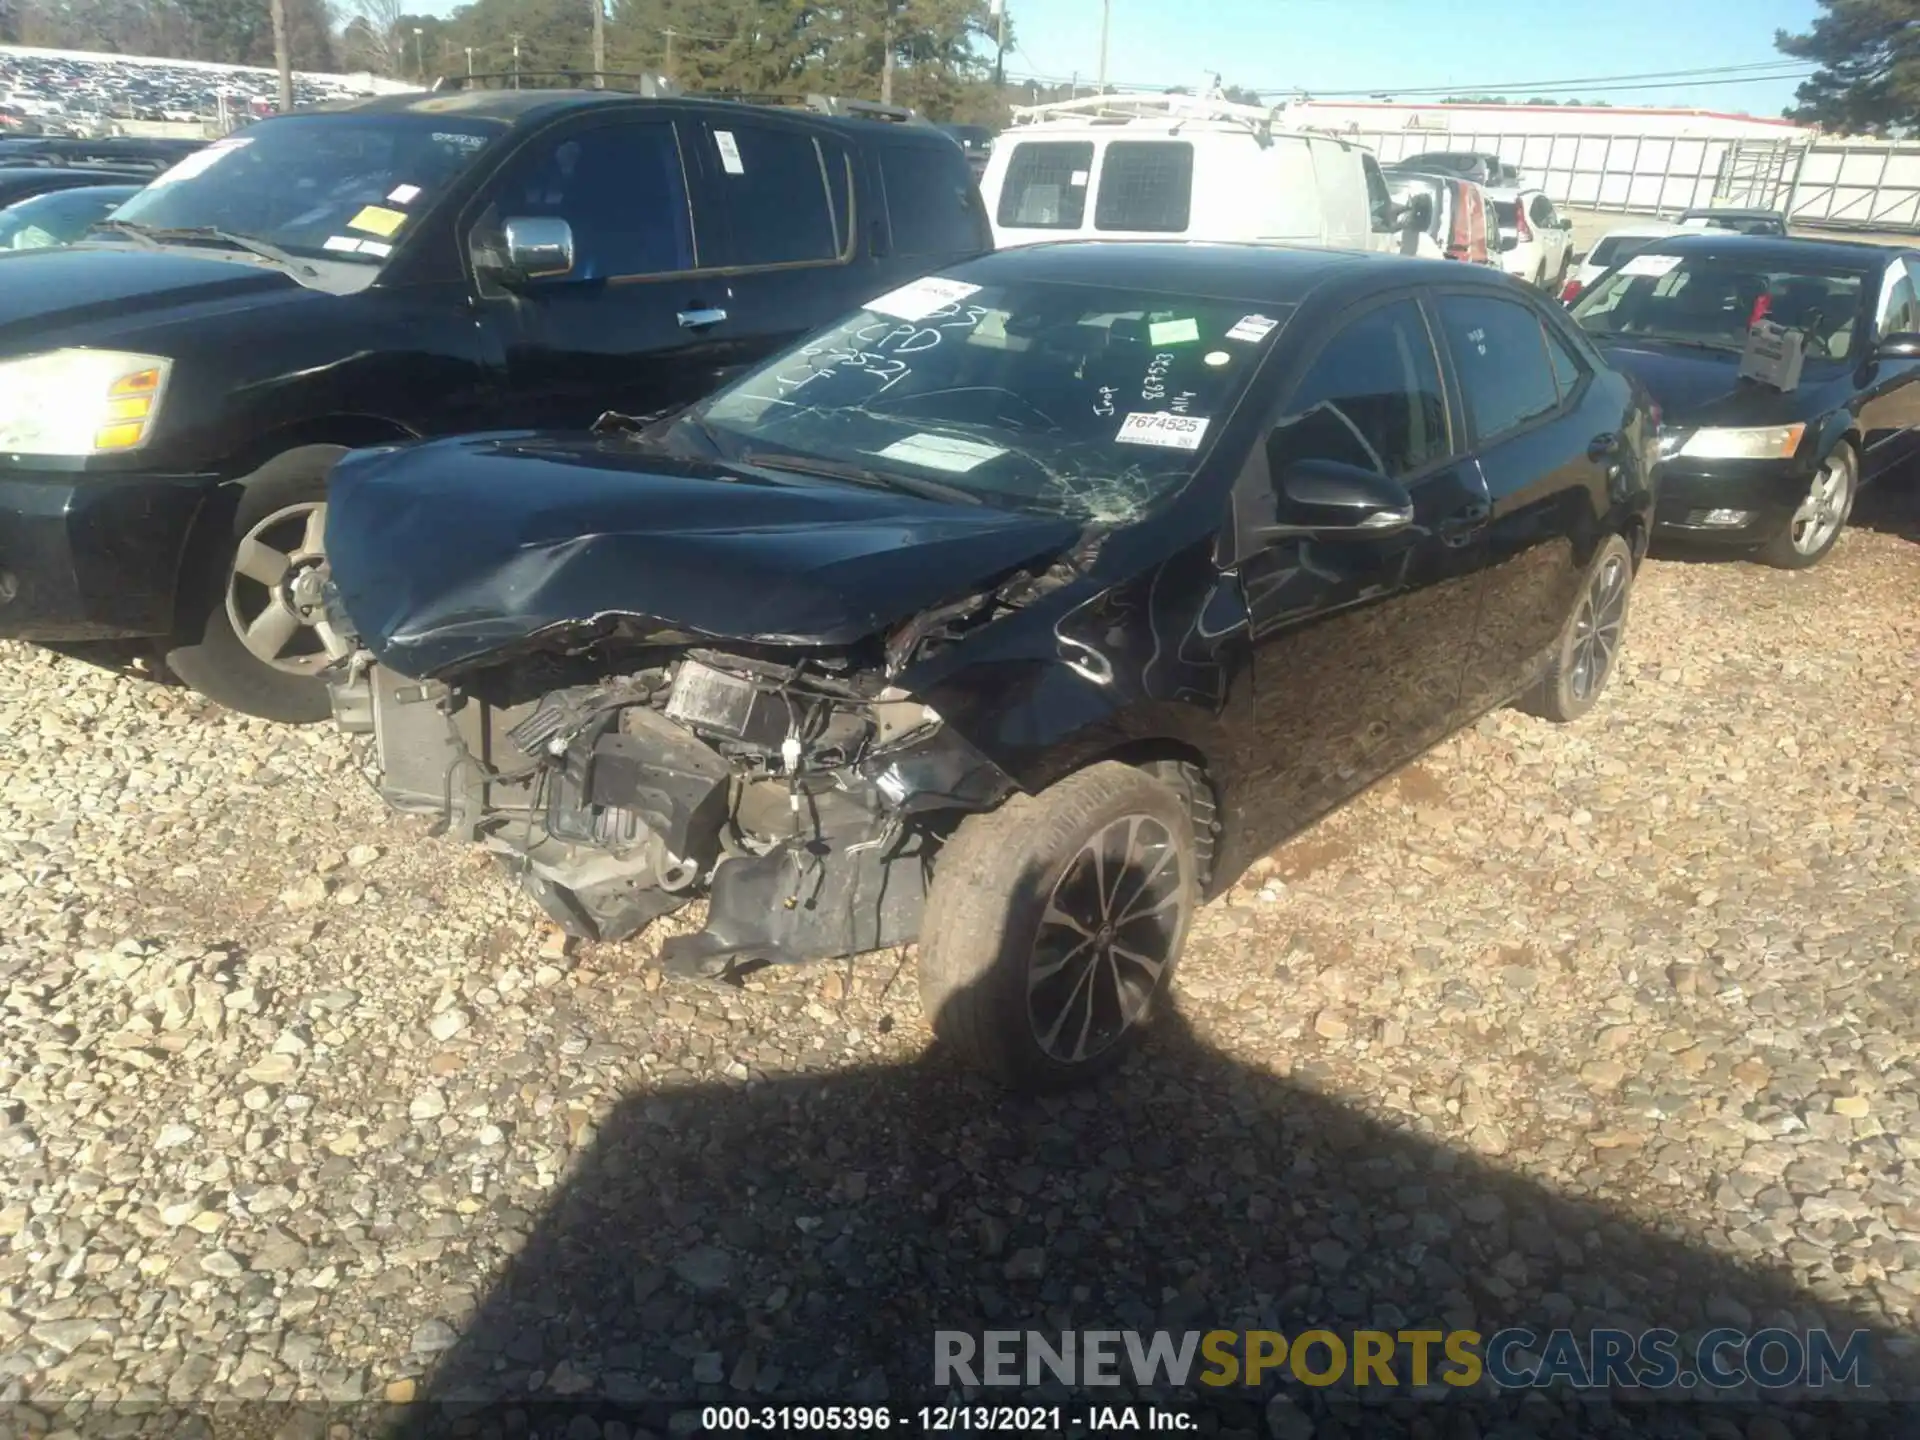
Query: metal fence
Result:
<box><xmin>1341</xmin><ymin>126</ymin><xmax>1920</xmax><ymax>234</ymax></box>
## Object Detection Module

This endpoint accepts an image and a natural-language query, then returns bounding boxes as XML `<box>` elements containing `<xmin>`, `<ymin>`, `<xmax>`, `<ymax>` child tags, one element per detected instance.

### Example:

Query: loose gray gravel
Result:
<box><xmin>2</xmin><ymin>496</ymin><xmax>1917</xmax><ymax>1437</ymax></box>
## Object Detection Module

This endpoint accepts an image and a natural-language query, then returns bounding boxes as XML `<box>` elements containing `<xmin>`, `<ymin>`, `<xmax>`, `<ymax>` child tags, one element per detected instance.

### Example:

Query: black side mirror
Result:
<box><xmin>1877</xmin><ymin>332</ymin><xmax>1920</xmax><ymax>359</ymax></box>
<box><xmin>1258</xmin><ymin>457</ymin><xmax>1415</xmax><ymax>540</ymax></box>
<box><xmin>1407</xmin><ymin>194</ymin><xmax>1434</xmax><ymax>232</ymax></box>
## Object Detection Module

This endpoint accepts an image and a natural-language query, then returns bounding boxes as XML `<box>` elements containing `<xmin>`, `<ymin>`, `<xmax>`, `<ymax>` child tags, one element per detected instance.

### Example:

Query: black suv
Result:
<box><xmin>0</xmin><ymin>84</ymin><xmax>989</xmax><ymax>722</ymax></box>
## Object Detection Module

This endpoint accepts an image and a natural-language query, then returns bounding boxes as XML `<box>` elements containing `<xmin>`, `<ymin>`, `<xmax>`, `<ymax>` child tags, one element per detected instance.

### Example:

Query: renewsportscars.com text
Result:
<box><xmin>934</xmin><ymin>1327</ymin><xmax>1875</xmax><ymax>1392</ymax></box>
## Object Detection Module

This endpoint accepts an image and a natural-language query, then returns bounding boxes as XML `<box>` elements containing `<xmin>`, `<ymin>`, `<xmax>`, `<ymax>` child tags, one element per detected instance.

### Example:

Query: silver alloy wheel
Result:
<box><xmin>224</xmin><ymin>501</ymin><xmax>349</xmax><ymax>675</ymax></box>
<box><xmin>1569</xmin><ymin>550</ymin><xmax>1630</xmax><ymax>703</ymax></box>
<box><xmin>1789</xmin><ymin>453</ymin><xmax>1853</xmax><ymax>557</ymax></box>
<box><xmin>1027</xmin><ymin>813</ymin><xmax>1185</xmax><ymax>1065</ymax></box>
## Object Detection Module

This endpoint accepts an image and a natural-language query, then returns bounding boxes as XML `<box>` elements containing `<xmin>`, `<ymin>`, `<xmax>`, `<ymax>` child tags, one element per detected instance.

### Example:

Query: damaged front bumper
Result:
<box><xmin>327</xmin><ymin>645</ymin><xmax>1015</xmax><ymax>978</ymax></box>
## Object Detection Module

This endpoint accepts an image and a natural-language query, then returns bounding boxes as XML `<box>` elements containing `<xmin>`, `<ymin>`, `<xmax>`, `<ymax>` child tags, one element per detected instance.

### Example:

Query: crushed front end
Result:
<box><xmin>327</xmin><ymin>633</ymin><xmax>1016</xmax><ymax>978</ymax></box>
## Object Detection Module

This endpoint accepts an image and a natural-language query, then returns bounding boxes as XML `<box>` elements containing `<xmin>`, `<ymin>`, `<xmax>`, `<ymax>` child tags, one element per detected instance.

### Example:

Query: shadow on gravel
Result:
<box><xmin>1853</xmin><ymin>478</ymin><xmax>1920</xmax><ymax>546</ymax></box>
<box><xmin>391</xmin><ymin>980</ymin><xmax>1916</xmax><ymax>1437</ymax></box>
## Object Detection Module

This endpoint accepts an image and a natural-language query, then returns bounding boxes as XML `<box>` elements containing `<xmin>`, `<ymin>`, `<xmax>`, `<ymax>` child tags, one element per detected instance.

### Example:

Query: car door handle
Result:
<box><xmin>678</xmin><ymin>307</ymin><xmax>728</xmax><ymax>329</ymax></box>
<box><xmin>1588</xmin><ymin>432</ymin><xmax>1621</xmax><ymax>461</ymax></box>
<box><xmin>1437</xmin><ymin>501</ymin><xmax>1489</xmax><ymax>546</ymax></box>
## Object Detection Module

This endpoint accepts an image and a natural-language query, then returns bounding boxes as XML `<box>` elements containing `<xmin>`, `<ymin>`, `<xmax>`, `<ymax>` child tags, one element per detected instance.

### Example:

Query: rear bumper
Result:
<box><xmin>1651</xmin><ymin>456</ymin><xmax>1812</xmax><ymax>546</ymax></box>
<box><xmin>0</xmin><ymin>465</ymin><xmax>218</xmax><ymax>641</ymax></box>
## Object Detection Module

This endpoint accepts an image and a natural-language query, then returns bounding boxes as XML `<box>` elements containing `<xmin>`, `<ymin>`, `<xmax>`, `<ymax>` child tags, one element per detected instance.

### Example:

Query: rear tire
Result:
<box><xmin>1516</xmin><ymin>533</ymin><xmax>1634</xmax><ymax>724</ymax></box>
<box><xmin>164</xmin><ymin>446</ymin><xmax>348</xmax><ymax>725</ymax></box>
<box><xmin>917</xmin><ymin>762</ymin><xmax>1199</xmax><ymax>1092</ymax></box>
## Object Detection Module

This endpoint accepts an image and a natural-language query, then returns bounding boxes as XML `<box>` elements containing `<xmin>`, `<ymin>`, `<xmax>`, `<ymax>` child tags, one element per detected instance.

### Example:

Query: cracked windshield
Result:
<box><xmin>699</xmin><ymin>280</ymin><xmax>1288</xmax><ymax>522</ymax></box>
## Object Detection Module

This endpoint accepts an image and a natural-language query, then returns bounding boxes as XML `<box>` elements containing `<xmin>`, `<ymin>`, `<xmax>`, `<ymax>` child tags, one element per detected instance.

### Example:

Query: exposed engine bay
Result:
<box><xmin>327</xmin><ymin>637</ymin><xmax>1018</xmax><ymax>979</ymax></box>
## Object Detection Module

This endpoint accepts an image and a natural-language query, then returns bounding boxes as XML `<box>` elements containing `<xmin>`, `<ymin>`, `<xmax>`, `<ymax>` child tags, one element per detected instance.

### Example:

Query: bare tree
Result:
<box><xmin>339</xmin><ymin>0</ymin><xmax>405</xmax><ymax>74</ymax></box>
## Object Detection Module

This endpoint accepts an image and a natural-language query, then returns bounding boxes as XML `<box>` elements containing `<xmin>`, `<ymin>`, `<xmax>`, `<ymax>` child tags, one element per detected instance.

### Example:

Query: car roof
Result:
<box><xmin>1636</xmin><ymin>231</ymin><xmax>1907</xmax><ymax>268</ymax></box>
<box><xmin>1596</xmin><ymin>222</ymin><xmax>1687</xmax><ymax>239</ymax></box>
<box><xmin>1678</xmin><ymin>206</ymin><xmax>1782</xmax><ymax>219</ymax></box>
<box><xmin>951</xmin><ymin>241</ymin><xmax>1509</xmax><ymax>303</ymax></box>
<box><xmin>295</xmin><ymin>88</ymin><xmax>957</xmax><ymax>144</ymax></box>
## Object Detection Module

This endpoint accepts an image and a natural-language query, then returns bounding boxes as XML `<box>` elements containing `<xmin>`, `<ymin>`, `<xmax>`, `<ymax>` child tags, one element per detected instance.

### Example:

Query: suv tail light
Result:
<box><xmin>1515</xmin><ymin>203</ymin><xmax>1533</xmax><ymax>242</ymax></box>
<box><xmin>1560</xmin><ymin>277</ymin><xmax>1583</xmax><ymax>304</ymax></box>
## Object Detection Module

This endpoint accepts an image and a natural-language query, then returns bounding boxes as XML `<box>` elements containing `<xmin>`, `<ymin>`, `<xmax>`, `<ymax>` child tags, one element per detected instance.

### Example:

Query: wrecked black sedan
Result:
<box><xmin>321</xmin><ymin>242</ymin><xmax>1657</xmax><ymax>1090</ymax></box>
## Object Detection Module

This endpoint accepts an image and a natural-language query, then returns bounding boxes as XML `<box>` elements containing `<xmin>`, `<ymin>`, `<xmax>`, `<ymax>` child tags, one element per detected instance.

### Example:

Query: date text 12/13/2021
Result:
<box><xmin>701</xmin><ymin>1404</ymin><xmax>1197</xmax><ymax>1431</ymax></box>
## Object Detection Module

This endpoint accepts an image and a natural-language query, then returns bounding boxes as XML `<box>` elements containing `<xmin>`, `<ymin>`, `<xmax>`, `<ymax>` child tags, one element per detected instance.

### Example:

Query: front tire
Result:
<box><xmin>918</xmin><ymin>762</ymin><xmax>1199</xmax><ymax>1092</ymax></box>
<box><xmin>1516</xmin><ymin>533</ymin><xmax>1634</xmax><ymax>724</ymax></box>
<box><xmin>164</xmin><ymin>446</ymin><xmax>349</xmax><ymax>724</ymax></box>
<box><xmin>1758</xmin><ymin>443</ymin><xmax>1855</xmax><ymax>570</ymax></box>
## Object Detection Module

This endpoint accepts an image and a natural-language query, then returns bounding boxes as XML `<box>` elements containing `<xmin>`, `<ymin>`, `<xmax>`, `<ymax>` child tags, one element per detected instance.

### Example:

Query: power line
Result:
<box><xmin>1294</xmin><ymin>60</ymin><xmax>1816</xmax><ymax>99</ymax></box>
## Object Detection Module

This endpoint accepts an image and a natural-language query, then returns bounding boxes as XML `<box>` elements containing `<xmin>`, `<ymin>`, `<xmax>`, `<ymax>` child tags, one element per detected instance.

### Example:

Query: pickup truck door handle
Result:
<box><xmin>1439</xmin><ymin>500</ymin><xmax>1490</xmax><ymax>532</ymax></box>
<box><xmin>1588</xmin><ymin>432</ymin><xmax>1621</xmax><ymax>461</ymax></box>
<box><xmin>678</xmin><ymin>307</ymin><xmax>728</xmax><ymax>329</ymax></box>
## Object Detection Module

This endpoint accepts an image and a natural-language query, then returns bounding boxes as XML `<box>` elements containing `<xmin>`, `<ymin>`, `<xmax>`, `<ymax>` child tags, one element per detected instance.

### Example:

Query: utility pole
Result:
<box><xmin>992</xmin><ymin>0</ymin><xmax>1006</xmax><ymax>91</ymax></box>
<box><xmin>269</xmin><ymin>0</ymin><xmax>293</xmax><ymax>111</ymax></box>
<box><xmin>412</xmin><ymin>26</ymin><xmax>424</xmax><ymax>81</ymax></box>
<box><xmin>880</xmin><ymin>3</ymin><xmax>894</xmax><ymax>106</ymax></box>
<box><xmin>1096</xmin><ymin>0</ymin><xmax>1110</xmax><ymax>95</ymax></box>
<box><xmin>663</xmin><ymin>27</ymin><xmax>676</xmax><ymax>80</ymax></box>
<box><xmin>510</xmin><ymin>33</ymin><xmax>522</xmax><ymax>88</ymax></box>
<box><xmin>590</xmin><ymin>0</ymin><xmax>605</xmax><ymax>86</ymax></box>
<box><xmin>464</xmin><ymin>45</ymin><xmax>473</xmax><ymax>75</ymax></box>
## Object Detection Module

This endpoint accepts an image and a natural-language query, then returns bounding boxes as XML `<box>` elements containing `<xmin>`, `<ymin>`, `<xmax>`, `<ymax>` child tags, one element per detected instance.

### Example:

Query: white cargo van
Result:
<box><xmin>979</xmin><ymin>94</ymin><xmax>1409</xmax><ymax>255</ymax></box>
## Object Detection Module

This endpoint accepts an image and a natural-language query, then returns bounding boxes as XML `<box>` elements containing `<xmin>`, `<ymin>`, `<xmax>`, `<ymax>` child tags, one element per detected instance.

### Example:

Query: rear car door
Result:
<box><xmin>1857</xmin><ymin>254</ymin><xmax>1920</xmax><ymax>477</ymax></box>
<box><xmin>1236</xmin><ymin>293</ymin><xmax>1492</xmax><ymax>833</ymax></box>
<box><xmin>469</xmin><ymin>112</ymin><xmax>729</xmax><ymax>428</ymax></box>
<box><xmin>1432</xmin><ymin>289</ymin><xmax>1614</xmax><ymax>717</ymax></box>
<box><xmin>686</xmin><ymin>114</ymin><xmax>875</xmax><ymax>374</ymax></box>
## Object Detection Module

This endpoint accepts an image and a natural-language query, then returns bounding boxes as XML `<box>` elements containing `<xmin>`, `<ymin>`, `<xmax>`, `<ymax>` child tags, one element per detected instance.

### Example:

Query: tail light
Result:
<box><xmin>1749</xmin><ymin>294</ymin><xmax>1772</xmax><ymax>328</ymax></box>
<box><xmin>1560</xmin><ymin>278</ymin><xmax>1583</xmax><ymax>304</ymax></box>
<box><xmin>1515</xmin><ymin>203</ymin><xmax>1533</xmax><ymax>243</ymax></box>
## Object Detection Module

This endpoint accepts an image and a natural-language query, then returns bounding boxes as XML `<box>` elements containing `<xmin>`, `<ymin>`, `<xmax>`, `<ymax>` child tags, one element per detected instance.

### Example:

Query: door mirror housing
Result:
<box><xmin>482</xmin><ymin>216</ymin><xmax>576</xmax><ymax>284</ymax></box>
<box><xmin>1257</xmin><ymin>457</ymin><xmax>1415</xmax><ymax>540</ymax></box>
<box><xmin>1877</xmin><ymin>331</ymin><xmax>1920</xmax><ymax>359</ymax></box>
<box><xmin>1405</xmin><ymin>193</ymin><xmax>1434</xmax><ymax>233</ymax></box>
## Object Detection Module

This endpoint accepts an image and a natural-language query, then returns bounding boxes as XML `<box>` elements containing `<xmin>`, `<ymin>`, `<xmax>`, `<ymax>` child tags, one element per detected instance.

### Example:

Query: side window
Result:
<box><xmin>879</xmin><ymin>145</ymin><xmax>972</xmax><ymax>256</ymax></box>
<box><xmin>997</xmin><ymin>141</ymin><xmax>1092</xmax><ymax>230</ymax></box>
<box><xmin>1545</xmin><ymin>323</ymin><xmax>1586</xmax><ymax>402</ymax></box>
<box><xmin>487</xmin><ymin>120</ymin><xmax>694</xmax><ymax>278</ymax></box>
<box><xmin>1364</xmin><ymin>157</ymin><xmax>1396</xmax><ymax>231</ymax></box>
<box><xmin>1435</xmin><ymin>293</ymin><xmax>1562</xmax><ymax>441</ymax></box>
<box><xmin>1877</xmin><ymin>260</ymin><xmax>1920</xmax><ymax>335</ymax></box>
<box><xmin>1094</xmin><ymin>141</ymin><xmax>1194</xmax><ymax>232</ymax></box>
<box><xmin>1268</xmin><ymin>299</ymin><xmax>1451</xmax><ymax>480</ymax></box>
<box><xmin>706</xmin><ymin>121</ymin><xmax>840</xmax><ymax>266</ymax></box>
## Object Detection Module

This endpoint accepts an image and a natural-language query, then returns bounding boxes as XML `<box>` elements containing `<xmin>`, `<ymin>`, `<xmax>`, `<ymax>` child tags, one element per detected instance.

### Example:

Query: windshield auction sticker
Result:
<box><xmin>1226</xmin><ymin>314</ymin><xmax>1279</xmax><ymax>343</ymax></box>
<box><xmin>876</xmin><ymin>434</ymin><xmax>1007</xmax><ymax>473</ymax></box>
<box><xmin>1116</xmin><ymin>412</ymin><xmax>1210</xmax><ymax>450</ymax></box>
<box><xmin>348</xmin><ymin>205</ymin><xmax>407</xmax><ymax>238</ymax></box>
<box><xmin>1620</xmin><ymin>252</ymin><xmax>1682</xmax><ymax>278</ymax></box>
<box><xmin>866</xmin><ymin>277</ymin><xmax>982</xmax><ymax>323</ymax></box>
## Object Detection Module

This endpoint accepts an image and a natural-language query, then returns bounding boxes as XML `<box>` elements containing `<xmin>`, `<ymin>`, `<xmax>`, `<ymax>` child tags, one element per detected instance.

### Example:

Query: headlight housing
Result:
<box><xmin>1675</xmin><ymin>423</ymin><xmax>1807</xmax><ymax>461</ymax></box>
<box><xmin>0</xmin><ymin>349</ymin><xmax>173</xmax><ymax>456</ymax></box>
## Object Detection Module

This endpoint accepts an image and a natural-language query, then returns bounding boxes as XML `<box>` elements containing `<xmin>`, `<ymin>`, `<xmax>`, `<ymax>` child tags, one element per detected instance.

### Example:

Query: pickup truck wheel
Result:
<box><xmin>1759</xmin><ymin>444</ymin><xmax>1854</xmax><ymax>570</ymax></box>
<box><xmin>164</xmin><ymin>446</ymin><xmax>350</xmax><ymax>724</ymax></box>
<box><xmin>1516</xmin><ymin>533</ymin><xmax>1633</xmax><ymax>724</ymax></box>
<box><xmin>917</xmin><ymin>762</ymin><xmax>1198</xmax><ymax>1092</ymax></box>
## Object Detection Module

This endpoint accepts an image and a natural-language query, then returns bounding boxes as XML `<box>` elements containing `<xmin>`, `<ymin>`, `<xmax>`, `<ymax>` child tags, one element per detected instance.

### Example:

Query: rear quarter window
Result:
<box><xmin>996</xmin><ymin>140</ymin><xmax>1092</xmax><ymax>230</ymax></box>
<box><xmin>878</xmin><ymin>143</ymin><xmax>978</xmax><ymax>256</ymax></box>
<box><xmin>1094</xmin><ymin>141</ymin><xmax>1195</xmax><ymax>232</ymax></box>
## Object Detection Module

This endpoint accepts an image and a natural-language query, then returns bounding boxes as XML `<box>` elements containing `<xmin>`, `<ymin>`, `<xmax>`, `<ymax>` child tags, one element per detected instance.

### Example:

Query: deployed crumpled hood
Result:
<box><xmin>325</xmin><ymin>433</ymin><xmax>1085</xmax><ymax>680</ymax></box>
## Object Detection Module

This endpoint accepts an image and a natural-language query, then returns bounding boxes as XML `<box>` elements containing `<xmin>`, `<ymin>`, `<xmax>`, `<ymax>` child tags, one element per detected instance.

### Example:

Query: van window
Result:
<box><xmin>707</xmin><ymin>121</ymin><xmax>840</xmax><ymax>266</ymax></box>
<box><xmin>997</xmin><ymin>141</ymin><xmax>1093</xmax><ymax>230</ymax></box>
<box><xmin>1094</xmin><ymin>141</ymin><xmax>1194</xmax><ymax>233</ymax></box>
<box><xmin>879</xmin><ymin>145</ymin><xmax>973</xmax><ymax>255</ymax></box>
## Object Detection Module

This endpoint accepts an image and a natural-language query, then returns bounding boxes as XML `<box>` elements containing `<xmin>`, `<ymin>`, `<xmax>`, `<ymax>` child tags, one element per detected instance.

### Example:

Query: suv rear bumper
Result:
<box><xmin>0</xmin><ymin>467</ymin><xmax>216</xmax><ymax>641</ymax></box>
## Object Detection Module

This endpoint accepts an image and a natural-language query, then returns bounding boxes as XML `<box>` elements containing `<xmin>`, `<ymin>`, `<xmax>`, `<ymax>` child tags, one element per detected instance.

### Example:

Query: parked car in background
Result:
<box><xmin>0</xmin><ymin>85</ymin><xmax>991</xmax><ymax>725</ymax></box>
<box><xmin>1394</xmin><ymin>150</ymin><xmax>1522</xmax><ymax>188</ymax></box>
<box><xmin>1678</xmin><ymin>206</ymin><xmax>1789</xmax><ymax>237</ymax></box>
<box><xmin>1385</xmin><ymin>167</ymin><xmax>1494</xmax><ymax>266</ymax></box>
<box><xmin>981</xmin><ymin>93</ymin><xmax>1413</xmax><ymax>254</ymax></box>
<box><xmin>1571</xmin><ymin>233</ymin><xmax>1919</xmax><ymax>568</ymax></box>
<box><xmin>320</xmin><ymin>242</ymin><xmax>1656</xmax><ymax>1091</ymax></box>
<box><xmin>1488</xmin><ymin>186</ymin><xmax>1574</xmax><ymax>290</ymax></box>
<box><xmin>0</xmin><ymin>163</ymin><xmax>155</xmax><ymax>208</ymax></box>
<box><xmin>0</xmin><ymin>183</ymin><xmax>142</xmax><ymax>250</ymax></box>
<box><xmin>936</xmin><ymin>121</ymin><xmax>995</xmax><ymax>180</ymax></box>
<box><xmin>1560</xmin><ymin>221</ymin><xmax>1687</xmax><ymax>304</ymax></box>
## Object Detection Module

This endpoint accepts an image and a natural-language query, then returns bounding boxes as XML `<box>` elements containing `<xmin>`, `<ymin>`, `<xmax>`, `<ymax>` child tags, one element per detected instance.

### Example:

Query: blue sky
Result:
<box><xmin>1001</xmin><ymin>0</ymin><xmax>1825</xmax><ymax>114</ymax></box>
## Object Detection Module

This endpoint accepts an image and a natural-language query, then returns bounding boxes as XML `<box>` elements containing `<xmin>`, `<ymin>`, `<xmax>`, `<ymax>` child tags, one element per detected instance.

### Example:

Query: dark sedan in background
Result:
<box><xmin>1571</xmin><ymin>233</ymin><xmax>1920</xmax><ymax>568</ymax></box>
<box><xmin>319</xmin><ymin>243</ymin><xmax>1657</xmax><ymax>1090</ymax></box>
<box><xmin>0</xmin><ymin>184</ymin><xmax>141</xmax><ymax>251</ymax></box>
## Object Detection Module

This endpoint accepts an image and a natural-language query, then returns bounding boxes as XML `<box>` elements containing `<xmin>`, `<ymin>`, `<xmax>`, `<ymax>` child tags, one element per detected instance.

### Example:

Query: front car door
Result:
<box><xmin>1856</xmin><ymin>254</ymin><xmax>1920</xmax><ymax>477</ymax></box>
<box><xmin>469</xmin><ymin>111</ymin><xmax>734</xmax><ymax>429</ymax></box>
<box><xmin>1433</xmin><ymin>288</ymin><xmax>1619</xmax><ymax>719</ymax></box>
<box><xmin>1228</xmin><ymin>292</ymin><xmax>1493</xmax><ymax>852</ymax></box>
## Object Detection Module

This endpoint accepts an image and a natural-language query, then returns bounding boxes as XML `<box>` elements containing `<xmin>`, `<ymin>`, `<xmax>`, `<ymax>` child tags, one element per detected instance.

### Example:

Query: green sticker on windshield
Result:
<box><xmin>1149</xmin><ymin>318</ymin><xmax>1201</xmax><ymax>346</ymax></box>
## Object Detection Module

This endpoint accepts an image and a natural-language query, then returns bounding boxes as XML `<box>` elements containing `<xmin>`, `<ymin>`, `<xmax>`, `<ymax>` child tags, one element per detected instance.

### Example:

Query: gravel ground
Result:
<box><xmin>2</xmin><ymin>490</ymin><xmax>1918</xmax><ymax>1437</ymax></box>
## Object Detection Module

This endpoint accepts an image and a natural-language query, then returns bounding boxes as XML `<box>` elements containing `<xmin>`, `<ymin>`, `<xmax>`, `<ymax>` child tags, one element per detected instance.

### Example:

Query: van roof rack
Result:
<box><xmin>1008</xmin><ymin>90</ymin><xmax>1294</xmax><ymax>144</ymax></box>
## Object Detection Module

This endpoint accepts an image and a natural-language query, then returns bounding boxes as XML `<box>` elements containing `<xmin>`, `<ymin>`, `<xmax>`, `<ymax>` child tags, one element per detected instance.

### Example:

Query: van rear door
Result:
<box><xmin>984</xmin><ymin>136</ymin><xmax>1094</xmax><ymax>247</ymax></box>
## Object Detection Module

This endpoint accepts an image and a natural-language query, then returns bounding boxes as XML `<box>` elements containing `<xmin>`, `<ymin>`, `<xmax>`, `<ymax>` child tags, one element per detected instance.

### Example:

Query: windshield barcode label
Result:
<box><xmin>1116</xmin><ymin>412</ymin><xmax>1210</xmax><ymax>450</ymax></box>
